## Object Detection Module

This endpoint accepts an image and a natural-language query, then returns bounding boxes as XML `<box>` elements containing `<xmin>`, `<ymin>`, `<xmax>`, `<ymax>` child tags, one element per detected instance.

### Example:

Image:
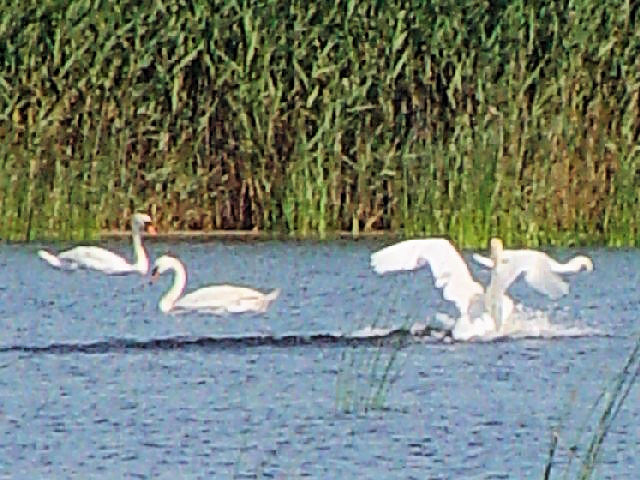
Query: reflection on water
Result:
<box><xmin>0</xmin><ymin>241</ymin><xmax>638</xmax><ymax>478</ymax></box>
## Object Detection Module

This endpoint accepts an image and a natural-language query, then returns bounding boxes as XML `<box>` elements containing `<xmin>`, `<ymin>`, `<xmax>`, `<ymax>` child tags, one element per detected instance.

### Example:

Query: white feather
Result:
<box><xmin>371</xmin><ymin>238</ymin><xmax>483</xmax><ymax>316</ymax></box>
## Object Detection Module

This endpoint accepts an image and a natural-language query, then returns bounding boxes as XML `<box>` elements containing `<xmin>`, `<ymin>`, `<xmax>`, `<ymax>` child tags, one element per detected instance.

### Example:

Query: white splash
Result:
<box><xmin>351</xmin><ymin>305</ymin><xmax>599</xmax><ymax>343</ymax></box>
<box><xmin>351</xmin><ymin>325</ymin><xmax>396</xmax><ymax>338</ymax></box>
<box><xmin>498</xmin><ymin>304</ymin><xmax>600</xmax><ymax>339</ymax></box>
<box><xmin>419</xmin><ymin>303</ymin><xmax>599</xmax><ymax>342</ymax></box>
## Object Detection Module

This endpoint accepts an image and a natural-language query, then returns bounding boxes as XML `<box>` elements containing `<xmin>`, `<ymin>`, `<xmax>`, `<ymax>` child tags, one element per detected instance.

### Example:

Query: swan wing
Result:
<box><xmin>497</xmin><ymin>251</ymin><xmax>569</xmax><ymax>299</ymax></box>
<box><xmin>523</xmin><ymin>266</ymin><xmax>569</xmax><ymax>299</ymax></box>
<box><xmin>371</xmin><ymin>239</ymin><xmax>483</xmax><ymax>314</ymax></box>
<box><xmin>58</xmin><ymin>246</ymin><xmax>133</xmax><ymax>274</ymax></box>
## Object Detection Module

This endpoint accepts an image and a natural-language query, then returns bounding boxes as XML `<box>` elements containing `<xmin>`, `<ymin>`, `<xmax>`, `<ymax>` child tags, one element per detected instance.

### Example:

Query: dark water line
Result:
<box><xmin>0</xmin><ymin>327</ymin><xmax>616</xmax><ymax>357</ymax></box>
<box><xmin>0</xmin><ymin>327</ymin><xmax>451</xmax><ymax>356</ymax></box>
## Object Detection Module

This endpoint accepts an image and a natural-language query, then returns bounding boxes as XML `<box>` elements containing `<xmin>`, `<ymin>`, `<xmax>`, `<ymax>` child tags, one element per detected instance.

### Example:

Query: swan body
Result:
<box><xmin>371</xmin><ymin>238</ymin><xmax>591</xmax><ymax>340</ymax></box>
<box><xmin>151</xmin><ymin>255</ymin><xmax>280</xmax><ymax>314</ymax></box>
<box><xmin>37</xmin><ymin>213</ymin><xmax>156</xmax><ymax>275</ymax></box>
<box><xmin>451</xmin><ymin>312</ymin><xmax>498</xmax><ymax>341</ymax></box>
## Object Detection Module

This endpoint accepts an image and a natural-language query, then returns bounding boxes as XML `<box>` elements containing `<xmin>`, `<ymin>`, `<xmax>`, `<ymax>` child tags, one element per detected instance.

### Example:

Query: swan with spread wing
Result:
<box><xmin>370</xmin><ymin>238</ymin><xmax>592</xmax><ymax>340</ymax></box>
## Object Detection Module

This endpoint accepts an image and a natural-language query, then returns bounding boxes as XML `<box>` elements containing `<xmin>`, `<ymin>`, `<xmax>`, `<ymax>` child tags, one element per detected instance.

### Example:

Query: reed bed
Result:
<box><xmin>0</xmin><ymin>0</ymin><xmax>638</xmax><ymax>245</ymax></box>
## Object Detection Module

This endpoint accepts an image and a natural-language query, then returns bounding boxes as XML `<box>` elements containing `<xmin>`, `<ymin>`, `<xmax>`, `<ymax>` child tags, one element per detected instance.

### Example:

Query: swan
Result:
<box><xmin>474</xmin><ymin>239</ymin><xmax>593</xmax><ymax>331</ymax></box>
<box><xmin>151</xmin><ymin>254</ymin><xmax>281</xmax><ymax>314</ymax></box>
<box><xmin>37</xmin><ymin>213</ymin><xmax>156</xmax><ymax>275</ymax></box>
<box><xmin>472</xmin><ymin>244</ymin><xmax>593</xmax><ymax>278</ymax></box>
<box><xmin>370</xmin><ymin>238</ymin><xmax>592</xmax><ymax>340</ymax></box>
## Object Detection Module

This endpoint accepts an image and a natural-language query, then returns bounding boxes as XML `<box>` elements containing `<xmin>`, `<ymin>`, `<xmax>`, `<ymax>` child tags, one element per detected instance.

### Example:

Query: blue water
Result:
<box><xmin>0</xmin><ymin>240</ymin><xmax>638</xmax><ymax>478</ymax></box>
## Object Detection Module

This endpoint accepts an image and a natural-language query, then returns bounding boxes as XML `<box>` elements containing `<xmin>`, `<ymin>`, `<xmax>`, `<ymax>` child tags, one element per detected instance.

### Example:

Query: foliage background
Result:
<box><xmin>1</xmin><ymin>0</ymin><xmax>638</xmax><ymax>245</ymax></box>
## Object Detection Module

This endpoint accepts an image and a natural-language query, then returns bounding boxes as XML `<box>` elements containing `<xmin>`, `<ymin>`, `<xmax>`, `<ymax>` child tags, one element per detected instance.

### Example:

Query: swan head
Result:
<box><xmin>489</xmin><ymin>237</ymin><xmax>504</xmax><ymax>264</ymax></box>
<box><xmin>572</xmin><ymin>255</ymin><xmax>593</xmax><ymax>272</ymax></box>
<box><xmin>150</xmin><ymin>255</ymin><xmax>182</xmax><ymax>281</ymax></box>
<box><xmin>132</xmin><ymin>213</ymin><xmax>157</xmax><ymax>235</ymax></box>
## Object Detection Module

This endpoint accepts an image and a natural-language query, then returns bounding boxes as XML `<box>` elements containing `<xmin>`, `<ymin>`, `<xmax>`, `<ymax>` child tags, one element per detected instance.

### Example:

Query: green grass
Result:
<box><xmin>335</xmin><ymin>337</ymin><xmax>407</xmax><ymax>415</ymax></box>
<box><xmin>0</xmin><ymin>0</ymin><xmax>638</xmax><ymax>245</ymax></box>
<box><xmin>335</xmin><ymin>294</ymin><xmax>411</xmax><ymax>415</ymax></box>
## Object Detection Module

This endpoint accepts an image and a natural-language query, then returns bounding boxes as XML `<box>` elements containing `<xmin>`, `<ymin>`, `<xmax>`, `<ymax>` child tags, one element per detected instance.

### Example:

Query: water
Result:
<box><xmin>1</xmin><ymin>240</ymin><xmax>638</xmax><ymax>478</ymax></box>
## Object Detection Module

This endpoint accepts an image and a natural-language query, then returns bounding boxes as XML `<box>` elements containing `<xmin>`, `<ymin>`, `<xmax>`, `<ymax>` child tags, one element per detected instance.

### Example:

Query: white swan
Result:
<box><xmin>472</xmin><ymin>244</ymin><xmax>593</xmax><ymax>285</ymax></box>
<box><xmin>151</xmin><ymin>255</ymin><xmax>281</xmax><ymax>314</ymax></box>
<box><xmin>370</xmin><ymin>238</ymin><xmax>592</xmax><ymax>340</ymax></box>
<box><xmin>37</xmin><ymin>213</ymin><xmax>156</xmax><ymax>275</ymax></box>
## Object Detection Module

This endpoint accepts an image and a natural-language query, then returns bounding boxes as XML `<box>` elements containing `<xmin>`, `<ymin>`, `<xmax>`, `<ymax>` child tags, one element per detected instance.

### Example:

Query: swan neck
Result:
<box><xmin>160</xmin><ymin>260</ymin><xmax>187</xmax><ymax>313</ymax></box>
<box><xmin>131</xmin><ymin>229</ymin><xmax>148</xmax><ymax>274</ymax></box>
<box><xmin>485</xmin><ymin>276</ymin><xmax>503</xmax><ymax>331</ymax></box>
<box><xmin>489</xmin><ymin>238</ymin><xmax>503</xmax><ymax>266</ymax></box>
<box><xmin>553</xmin><ymin>255</ymin><xmax>593</xmax><ymax>273</ymax></box>
<box><xmin>487</xmin><ymin>239</ymin><xmax>505</xmax><ymax>330</ymax></box>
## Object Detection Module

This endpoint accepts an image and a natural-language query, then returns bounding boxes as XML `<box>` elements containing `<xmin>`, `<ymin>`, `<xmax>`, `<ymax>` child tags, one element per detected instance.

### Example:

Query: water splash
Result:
<box><xmin>498</xmin><ymin>303</ymin><xmax>600</xmax><ymax>340</ymax></box>
<box><xmin>354</xmin><ymin>303</ymin><xmax>601</xmax><ymax>343</ymax></box>
<box><xmin>424</xmin><ymin>303</ymin><xmax>600</xmax><ymax>342</ymax></box>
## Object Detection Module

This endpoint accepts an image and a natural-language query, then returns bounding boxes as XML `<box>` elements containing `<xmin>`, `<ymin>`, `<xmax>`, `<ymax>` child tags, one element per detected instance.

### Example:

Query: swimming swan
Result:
<box><xmin>151</xmin><ymin>255</ymin><xmax>281</xmax><ymax>314</ymax></box>
<box><xmin>370</xmin><ymin>238</ymin><xmax>592</xmax><ymax>339</ymax></box>
<box><xmin>37</xmin><ymin>213</ymin><xmax>156</xmax><ymax>275</ymax></box>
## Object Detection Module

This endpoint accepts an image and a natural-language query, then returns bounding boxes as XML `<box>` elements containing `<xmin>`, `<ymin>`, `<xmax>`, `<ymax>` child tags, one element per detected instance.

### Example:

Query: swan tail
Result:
<box><xmin>471</xmin><ymin>253</ymin><xmax>494</xmax><ymax>269</ymax></box>
<box><xmin>37</xmin><ymin>250</ymin><xmax>63</xmax><ymax>268</ymax></box>
<box><xmin>37</xmin><ymin>250</ymin><xmax>78</xmax><ymax>270</ymax></box>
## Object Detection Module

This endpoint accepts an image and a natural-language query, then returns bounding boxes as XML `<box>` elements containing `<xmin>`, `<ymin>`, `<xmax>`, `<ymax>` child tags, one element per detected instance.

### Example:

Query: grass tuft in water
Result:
<box><xmin>543</xmin><ymin>333</ymin><xmax>640</xmax><ymax>479</ymax></box>
<box><xmin>335</xmin><ymin>305</ymin><xmax>410</xmax><ymax>415</ymax></box>
<box><xmin>335</xmin><ymin>337</ymin><xmax>407</xmax><ymax>415</ymax></box>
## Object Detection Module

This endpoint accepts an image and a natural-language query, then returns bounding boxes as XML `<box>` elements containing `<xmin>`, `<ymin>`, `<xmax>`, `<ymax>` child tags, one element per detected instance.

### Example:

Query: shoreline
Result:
<box><xmin>99</xmin><ymin>230</ymin><xmax>402</xmax><ymax>241</ymax></box>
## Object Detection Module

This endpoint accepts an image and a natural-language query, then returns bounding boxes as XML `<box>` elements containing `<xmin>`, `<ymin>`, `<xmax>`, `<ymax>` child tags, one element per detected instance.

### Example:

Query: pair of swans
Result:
<box><xmin>37</xmin><ymin>213</ymin><xmax>280</xmax><ymax>314</ymax></box>
<box><xmin>371</xmin><ymin>238</ymin><xmax>593</xmax><ymax>340</ymax></box>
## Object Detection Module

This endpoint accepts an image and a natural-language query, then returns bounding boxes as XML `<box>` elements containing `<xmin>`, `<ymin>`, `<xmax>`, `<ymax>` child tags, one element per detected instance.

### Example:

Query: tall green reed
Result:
<box><xmin>0</xmin><ymin>0</ymin><xmax>638</xmax><ymax>245</ymax></box>
<box><xmin>335</xmin><ymin>336</ymin><xmax>407</xmax><ymax>415</ymax></box>
<box><xmin>544</xmin><ymin>333</ymin><xmax>640</xmax><ymax>479</ymax></box>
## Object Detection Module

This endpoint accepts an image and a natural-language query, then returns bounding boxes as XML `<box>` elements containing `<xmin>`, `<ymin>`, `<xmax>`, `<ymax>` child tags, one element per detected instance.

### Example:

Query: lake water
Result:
<box><xmin>0</xmin><ymin>239</ymin><xmax>638</xmax><ymax>478</ymax></box>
